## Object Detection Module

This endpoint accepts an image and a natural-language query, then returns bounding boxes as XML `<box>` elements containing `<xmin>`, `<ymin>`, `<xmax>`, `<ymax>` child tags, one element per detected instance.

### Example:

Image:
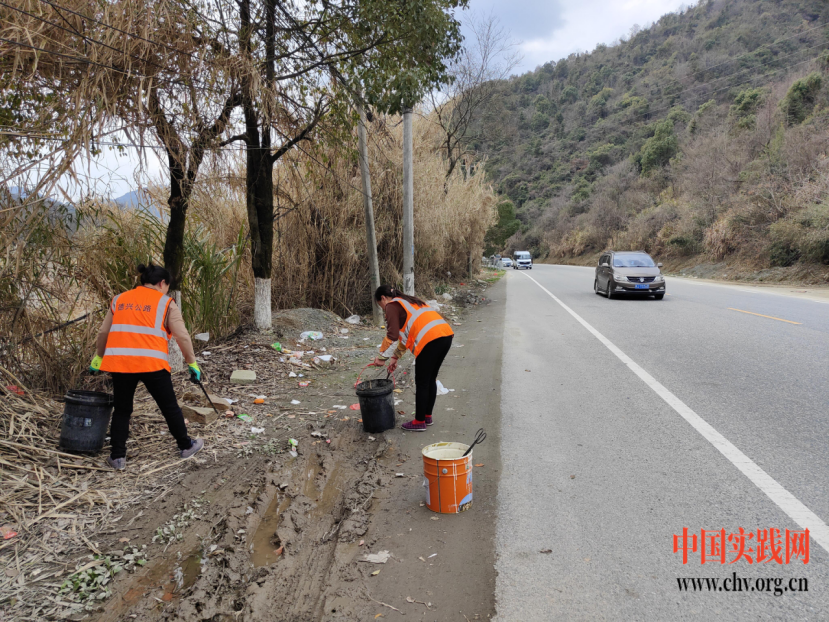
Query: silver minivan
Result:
<box><xmin>594</xmin><ymin>250</ymin><xmax>665</xmax><ymax>299</ymax></box>
<box><xmin>512</xmin><ymin>251</ymin><xmax>533</xmax><ymax>270</ymax></box>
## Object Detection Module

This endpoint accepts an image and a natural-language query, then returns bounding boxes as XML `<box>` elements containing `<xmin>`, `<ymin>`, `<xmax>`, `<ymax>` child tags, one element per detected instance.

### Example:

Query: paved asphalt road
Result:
<box><xmin>494</xmin><ymin>265</ymin><xmax>829</xmax><ymax>621</ymax></box>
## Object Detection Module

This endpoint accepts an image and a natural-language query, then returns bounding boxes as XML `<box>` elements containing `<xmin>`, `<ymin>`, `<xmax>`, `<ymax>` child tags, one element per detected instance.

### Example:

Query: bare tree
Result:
<box><xmin>429</xmin><ymin>12</ymin><xmax>522</xmax><ymax>181</ymax></box>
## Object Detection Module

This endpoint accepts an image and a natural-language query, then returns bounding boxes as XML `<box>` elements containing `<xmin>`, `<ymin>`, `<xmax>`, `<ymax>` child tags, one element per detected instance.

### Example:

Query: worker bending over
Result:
<box><xmin>372</xmin><ymin>285</ymin><xmax>454</xmax><ymax>431</ymax></box>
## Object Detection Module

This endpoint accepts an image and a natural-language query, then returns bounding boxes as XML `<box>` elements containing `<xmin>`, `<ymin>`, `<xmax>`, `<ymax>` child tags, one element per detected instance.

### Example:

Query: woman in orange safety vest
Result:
<box><xmin>372</xmin><ymin>285</ymin><xmax>454</xmax><ymax>431</ymax></box>
<box><xmin>89</xmin><ymin>264</ymin><xmax>204</xmax><ymax>470</ymax></box>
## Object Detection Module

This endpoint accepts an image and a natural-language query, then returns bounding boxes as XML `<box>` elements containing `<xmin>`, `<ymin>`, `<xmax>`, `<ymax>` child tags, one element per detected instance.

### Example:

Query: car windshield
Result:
<box><xmin>516</xmin><ymin>253</ymin><xmax>531</xmax><ymax>259</ymax></box>
<box><xmin>613</xmin><ymin>253</ymin><xmax>655</xmax><ymax>268</ymax></box>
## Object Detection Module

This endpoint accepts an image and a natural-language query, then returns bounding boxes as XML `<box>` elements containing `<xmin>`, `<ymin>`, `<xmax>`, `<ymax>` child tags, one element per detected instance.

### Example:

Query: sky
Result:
<box><xmin>61</xmin><ymin>0</ymin><xmax>690</xmax><ymax>200</ymax></box>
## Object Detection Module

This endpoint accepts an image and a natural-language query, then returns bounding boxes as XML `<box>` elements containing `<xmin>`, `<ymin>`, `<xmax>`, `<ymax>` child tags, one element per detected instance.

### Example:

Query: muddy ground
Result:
<box><xmin>64</xmin><ymin>276</ymin><xmax>506</xmax><ymax>622</ymax></box>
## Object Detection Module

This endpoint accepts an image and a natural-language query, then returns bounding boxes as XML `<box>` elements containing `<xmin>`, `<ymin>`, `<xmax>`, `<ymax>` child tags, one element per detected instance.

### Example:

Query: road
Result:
<box><xmin>494</xmin><ymin>265</ymin><xmax>829</xmax><ymax>621</ymax></box>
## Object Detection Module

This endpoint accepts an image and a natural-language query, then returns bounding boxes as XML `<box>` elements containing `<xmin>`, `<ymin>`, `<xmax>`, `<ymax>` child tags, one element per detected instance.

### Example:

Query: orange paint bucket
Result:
<box><xmin>422</xmin><ymin>442</ymin><xmax>473</xmax><ymax>514</ymax></box>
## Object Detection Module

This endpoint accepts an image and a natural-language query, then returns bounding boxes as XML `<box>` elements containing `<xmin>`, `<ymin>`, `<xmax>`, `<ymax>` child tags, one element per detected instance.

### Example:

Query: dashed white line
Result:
<box><xmin>522</xmin><ymin>271</ymin><xmax>829</xmax><ymax>553</ymax></box>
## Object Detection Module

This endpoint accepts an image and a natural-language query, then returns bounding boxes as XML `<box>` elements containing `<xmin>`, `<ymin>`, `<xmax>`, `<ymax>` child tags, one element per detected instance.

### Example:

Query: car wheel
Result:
<box><xmin>594</xmin><ymin>279</ymin><xmax>600</xmax><ymax>295</ymax></box>
<box><xmin>606</xmin><ymin>279</ymin><xmax>614</xmax><ymax>299</ymax></box>
<box><xmin>654</xmin><ymin>293</ymin><xmax>665</xmax><ymax>300</ymax></box>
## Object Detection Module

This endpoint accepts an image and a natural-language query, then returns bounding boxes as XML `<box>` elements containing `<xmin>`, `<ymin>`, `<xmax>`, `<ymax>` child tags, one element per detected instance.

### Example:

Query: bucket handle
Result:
<box><xmin>354</xmin><ymin>363</ymin><xmax>396</xmax><ymax>389</ymax></box>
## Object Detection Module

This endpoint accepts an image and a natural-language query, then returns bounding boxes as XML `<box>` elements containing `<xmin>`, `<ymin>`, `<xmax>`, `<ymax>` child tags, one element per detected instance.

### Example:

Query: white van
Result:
<box><xmin>512</xmin><ymin>251</ymin><xmax>533</xmax><ymax>270</ymax></box>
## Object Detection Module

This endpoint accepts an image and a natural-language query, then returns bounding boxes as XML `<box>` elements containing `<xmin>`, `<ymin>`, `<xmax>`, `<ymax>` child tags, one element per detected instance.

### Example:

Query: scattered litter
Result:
<box><xmin>349</xmin><ymin>404</ymin><xmax>361</xmax><ymax>411</ymax></box>
<box><xmin>289</xmin><ymin>451</ymin><xmax>298</xmax><ymax>458</ymax></box>
<box><xmin>363</xmin><ymin>337</ymin><xmax>369</xmax><ymax>341</ymax></box>
<box><xmin>253</xmin><ymin>398</ymin><xmax>265</xmax><ymax>404</ymax></box>
<box><xmin>311</xmin><ymin>431</ymin><xmax>326</xmax><ymax>438</ymax></box>
<box><xmin>300</xmin><ymin>331</ymin><xmax>324</xmax><ymax>340</ymax></box>
<box><xmin>540</xmin><ymin>549</ymin><xmax>553</xmax><ymax>554</ymax></box>
<box><xmin>395</xmin><ymin>473</ymin><xmax>405</xmax><ymax>478</ymax></box>
<box><xmin>371</xmin><ymin>570</ymin><xmax>381</xmax><ymax>576</ymax></box>
<box><xmin>194</xmin><ymin>332</ymin><xmax>209</xmax><ymax>341</ymax></box>
<box><xmin>394</xmin><ymin>400</ymin><xmax>402</xmax><ymax>405</ymax></box>
<box><xmin>288</xmin><ymin>372</ymin><xmax>297</xmax><ymax>378</ymax></box>
<box><xmin>202</xmin><ymin>351</ymin><xmax>211</xmax><ymax>356</ymax></box>
<box><xmin>368</xmin><ymin>436</ymin><xmax>376</xmax><ymax>441</ymax></box>
<box><xmin>289</xmin><ymin>438</ymin><xmax>298</xmax><ymax>447</ymax></box>
<box><xmin>427</xmin><ymin>553</ymin><xmax>437</xmax><ymax>559</ymax></box>
<box><xmin>393</xmin><ymin>389</ymin><xmax>403</xmax><ymax>394</ymax></box>
<box><xmin>345</xmin><ymin>314</ymin><xmax>361</xmax><ymax>324</ymax></box>
<box><xmin>298</xmin><ymin>381</ymin><xmax>310</xmax><ymax>388</ymax></box>
<box><xmin>360</xmin><ymin>550</ymin><xmax>391</xmax><ymax>564</ymax></box>
<box><xmin>418</xmin><ymin>556</ymin><xmax>426</xmax><ymax>562</ymax></box>
<box><xmin>570</xmin><ymin>474</ymin><xmax>576</xmax><ymax>479</ymax></box>
<box><xmin>326</xmin><ymin>439</ymin><xmax>331</xmax><ymax>444</ymax></box>
<box><xmin>446</xmin><ymin>408</ymin><xmax>454</xmax><ymax>411</ymax></box>
<box><xmin>0</xmin><ymin>525</ymin><xmax>18</xmax><ymax>540</ymax></box>
<box><xmin>435</xmin><ymin>380</ymin><xmax>450</xmax><ymax>396</ymax></box>
<box><xmin>4</xmin><ymin>385</ymin><xmax>24</xmax><ymax>396</ymax></box>
<box><xmin>340</xmin><ymin>328</ymin><xmax>349</xmax><ymax>334</ymax></box>
<box><xmin>441</xmin><ymin>293</ymin><xmax>452</xmax><ymax>301</ymax></box>
<box><xmin>317</xmin><ymin>355</ymin><xmax>333</xmax><ymax>362</ymax></box>
<box><xmin>250</xmin><ymin>427</ymin><xmax>265</xmax><ymax>434</ymax></box>
<box><xmin>237</xmin><ymin>414</ymin><xmax>252</xmax><ymax>422</ymax></box>
<box><xmin>474</xmin><ymin>463</ymin><xmax>484</xmax><ymax>467</ymax></box>
<box><xmin>332</xmin><ymin>405</ymin><xmax>347</xmax><ymax>409</ymax></box>
<box><xmin>245</xmin><ymin>506</ymin><xmax>254</xmax><ymax>515</ymax></box>
<box><xmin>454</xmin><ymin>344</ymin><xmax>464</xmax><ymax>348</ymax></box>
<box><xmin>274</xmin><ymin>546</ymin><xmax>284</xmax><ymax>556</ymax></box>
<box><xmin>359</xmin><ymin>540</ymin><xmax>365</xmax><ymax>546</ymax></box>
<box><xmin>291</xmin><ymin>400</ymin><xmax>301</xmax><ymax>405</ymax></box>
<box><xmin>430</xmin><ymin>516</ymin><xmax>439</xmax><ymax>521</ymax></box>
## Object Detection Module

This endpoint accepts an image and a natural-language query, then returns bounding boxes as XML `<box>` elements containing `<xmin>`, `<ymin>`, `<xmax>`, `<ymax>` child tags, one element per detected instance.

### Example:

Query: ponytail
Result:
<box><xmin>137</xmin><ymin>262</ymin><xmax>171</xmax><ymax>287</ymax></box>
<box><xmin>374</xmin><ymin>284</ymin><xmax>427</xmax><ymax>307</ymax></box>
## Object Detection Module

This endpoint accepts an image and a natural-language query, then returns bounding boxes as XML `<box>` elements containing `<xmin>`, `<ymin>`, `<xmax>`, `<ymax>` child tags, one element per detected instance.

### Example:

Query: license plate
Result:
<box><xmin>635</xmin><ymin>283</ymin><xmax>649</xmax><ymax>289</ymax></box>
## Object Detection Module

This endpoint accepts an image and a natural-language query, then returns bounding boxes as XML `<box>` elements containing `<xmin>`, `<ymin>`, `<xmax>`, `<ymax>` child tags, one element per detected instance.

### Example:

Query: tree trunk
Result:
<box><xmin>357</xmin><ymin>103</ymin><xmax>382</xmax><ymax>325</ymax></box>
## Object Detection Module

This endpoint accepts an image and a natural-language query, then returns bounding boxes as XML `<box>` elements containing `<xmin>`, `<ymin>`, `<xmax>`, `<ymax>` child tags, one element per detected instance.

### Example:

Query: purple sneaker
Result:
<box><xmin>425</xmin><ymin>416</ymin><xmax>434</xmax><ymax>426</ymax></box>
<box><xmin>401</xmin><ymin>420</ymin><xmax>427</xmax><ymax>432</ymax></box>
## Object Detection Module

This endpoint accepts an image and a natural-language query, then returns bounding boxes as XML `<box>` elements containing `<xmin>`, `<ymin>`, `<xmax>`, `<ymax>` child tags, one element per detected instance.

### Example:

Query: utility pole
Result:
<box><xmin>356</xmin><ymin>103</ymin><xmax>383</xmax><ymax>325</ymax></box>
<box><xmin>402</xmin><ymin>107</ymin><xmax>415</xmax><ymax>295</ymax></box>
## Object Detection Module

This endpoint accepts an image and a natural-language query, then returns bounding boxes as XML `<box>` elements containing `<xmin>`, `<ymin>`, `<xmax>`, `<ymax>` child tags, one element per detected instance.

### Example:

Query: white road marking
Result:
<box><xmin>522</xmin><ymin>271</ymin><xmax>829</xmax><ymax>553</ymax></box>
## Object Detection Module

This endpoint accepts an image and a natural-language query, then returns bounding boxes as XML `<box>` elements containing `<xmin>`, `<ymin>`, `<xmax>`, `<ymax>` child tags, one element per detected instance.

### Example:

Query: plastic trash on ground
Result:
<box><xmin>435</xmin><ymin>380</ymin><xmax>450</xmax><ymax>395</ymax></box>
<box><xmin>290</xmin><ymin>399</ymin><xmax>301</xmax><ymax>405</ymax></box>
<box><xmin>300</xmin><ymin>331</ymin><xmax>323</xmax><ymax>341</ymax></box>
<box><xmin>194</xmin><ymin>332</ymin><xmax>210</xmax><ymax>341</ymax></box>
<box><xmin>250</xmin><ymin>427</ymin><xmax>265</xmax><ymax>434</ymax></box>
<box><xmin>345</xmin><ymin>315</ymin><xmax>361</xmax><ymax>325</ymax></box>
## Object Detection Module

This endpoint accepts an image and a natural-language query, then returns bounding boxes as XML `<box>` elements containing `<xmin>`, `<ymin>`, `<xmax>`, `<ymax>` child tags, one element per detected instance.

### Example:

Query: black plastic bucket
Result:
<box><xmin>355</xmin><ymin>379</ymin><xmax>395</xmax><ymax>434</ymax></box>
<box><xmin>59</xmin><ymin>390</ymin><xmax>114</xmax><ymax>453</ymax></box>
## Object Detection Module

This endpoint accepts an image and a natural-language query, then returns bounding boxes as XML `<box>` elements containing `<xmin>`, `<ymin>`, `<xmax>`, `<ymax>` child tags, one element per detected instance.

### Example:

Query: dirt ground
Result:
<box><xmin>1</xmin><ymin>273</ymin><xmax>505</xmax><ymax>622</ymax></box>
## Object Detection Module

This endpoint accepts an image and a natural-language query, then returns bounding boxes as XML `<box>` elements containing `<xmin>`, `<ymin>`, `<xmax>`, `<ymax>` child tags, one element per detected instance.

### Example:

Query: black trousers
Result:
<box><xmin>110</xmin><ymin>369</ymin><xmax>192</xmax><ymax>459</ymax></box>
<box><xmin>414</xmin><ymin>335</ymin><xmax>453</xmax><ymax>421</ymax></box>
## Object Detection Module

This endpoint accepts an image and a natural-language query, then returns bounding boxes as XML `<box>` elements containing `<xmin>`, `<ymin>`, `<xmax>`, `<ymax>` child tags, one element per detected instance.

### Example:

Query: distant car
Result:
<box><xmin>512</xmin><ymin>251</ymin><xmax>533</xmax><ymax>270</ymax></box>
<box><xmin>500</xmin><ymin>257</ymin><xmax>513</xmax><ymax>267</ymax></box>
<box><xmin>594</xmin><ymin>250</ymin><xmax>665</xmax><ymax>300</ymax></box>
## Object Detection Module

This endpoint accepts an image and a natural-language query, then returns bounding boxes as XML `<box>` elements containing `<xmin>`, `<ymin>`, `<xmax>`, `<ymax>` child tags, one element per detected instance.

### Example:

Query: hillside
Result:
<box><xmin>476</xmin><ymin>0</ymin><xmax>829</xmax><ymax>279</ymax></box>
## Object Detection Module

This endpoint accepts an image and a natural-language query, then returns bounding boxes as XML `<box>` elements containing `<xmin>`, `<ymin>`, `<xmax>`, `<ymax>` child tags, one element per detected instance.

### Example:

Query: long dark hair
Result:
<box><xmin>374</xmin><ymin>284</ymin><xmax>427</xmax><ymax>307</ymax></box>
<box><xmin>138</xmin><ymin>263</ymin><xmax>171</xmax><ymax>286</ymax></box>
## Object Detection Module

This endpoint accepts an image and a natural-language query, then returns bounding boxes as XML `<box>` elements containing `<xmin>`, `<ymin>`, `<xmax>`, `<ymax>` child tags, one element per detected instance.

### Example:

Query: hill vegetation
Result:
<box><xmin>475</xmin><ymin>0</ymin><xmax>829</xmax><ymax>278</ymax></box>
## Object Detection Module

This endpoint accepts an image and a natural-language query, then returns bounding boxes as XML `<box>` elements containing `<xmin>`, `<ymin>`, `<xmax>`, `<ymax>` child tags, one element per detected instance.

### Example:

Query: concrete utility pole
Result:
<box><xmin>402</xmin><ymin>107</ymin><xmax>415</xmax><ymax>295</ymax></box>
<box><xmin>356</xmin><ymin>103</ymin><xmax>383</xmax><ymax>325</ymax></box>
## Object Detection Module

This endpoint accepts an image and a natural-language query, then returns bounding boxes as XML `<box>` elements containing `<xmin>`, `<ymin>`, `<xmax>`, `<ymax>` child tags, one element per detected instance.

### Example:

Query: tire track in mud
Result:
<box><xmin>99</xmin><ymin>423</ymin><xmax>389</xmax><ymax>622</ymax></box>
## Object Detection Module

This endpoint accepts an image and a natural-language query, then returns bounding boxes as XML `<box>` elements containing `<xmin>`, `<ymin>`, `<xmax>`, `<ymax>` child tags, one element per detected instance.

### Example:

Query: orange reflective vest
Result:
<box><xmin>392</xmin><ymin>297</ymin><xmax>454</xmax><ymax>357</ymax></box>
<box><xmin>99</xmin><ymin>287</ymin><xmax>173</xmax><ymax>373</ymax></box>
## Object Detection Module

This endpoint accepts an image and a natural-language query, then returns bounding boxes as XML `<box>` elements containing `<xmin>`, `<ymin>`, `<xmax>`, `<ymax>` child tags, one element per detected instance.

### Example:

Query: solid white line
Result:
<box><xmin>521</xmin><ymin>271</ymin><xmax>829</xmax><ymax>554</ymax></box>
